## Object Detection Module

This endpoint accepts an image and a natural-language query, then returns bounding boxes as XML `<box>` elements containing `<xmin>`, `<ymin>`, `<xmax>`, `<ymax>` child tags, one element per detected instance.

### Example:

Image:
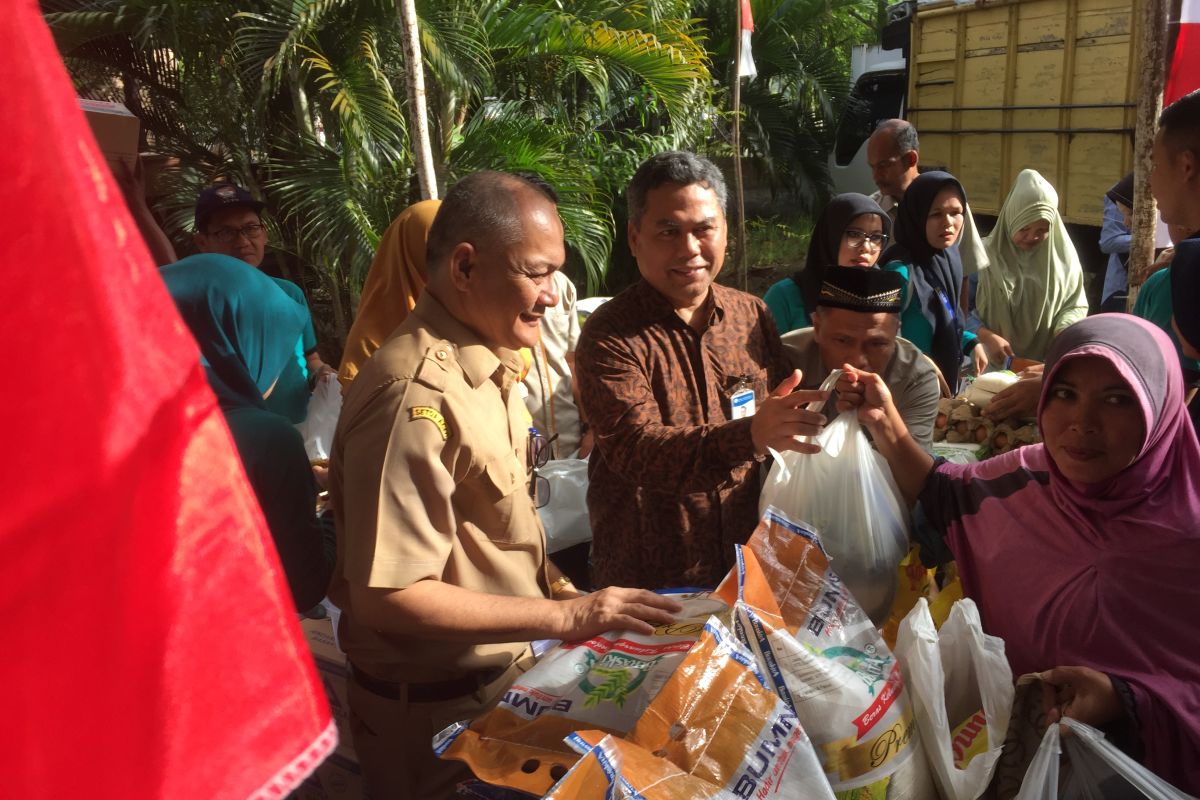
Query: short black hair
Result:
<box><xmin>425</xmin><ymin>171</ymin><xmax>560</xmax><ymax>270</ymax></box>
<box><xmin>626</xmin><ymin>151</ymin><xmax>727</xmax><ymax>227</ymax></box>
<box><xmin>872</xmin><ymin>119</ymin><xmax>919</xmax><ymax>156</ymax></box>
<box><xmin>1159</xmin><ymin>89</ymin><xmax>1200</xmax><ymax>157</ymax></box>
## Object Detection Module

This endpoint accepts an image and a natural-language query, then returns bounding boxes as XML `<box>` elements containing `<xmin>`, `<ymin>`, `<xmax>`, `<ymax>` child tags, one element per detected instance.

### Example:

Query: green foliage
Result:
<box><xmin>745</xmin><ymin>216</ymin><xmax>810</xmax><ymax>268</ymax></box>
<box><xmin>45</xmin><ymin>0</ymin><xmax>876</xmax><ymax>351</ymax></box>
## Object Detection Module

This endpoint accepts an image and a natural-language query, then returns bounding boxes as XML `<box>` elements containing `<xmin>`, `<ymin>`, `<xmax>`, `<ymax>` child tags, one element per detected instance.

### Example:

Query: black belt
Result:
<box><xmin>349</xmin><ymin>663</ymin><xmax>506</xmax><ymax>704</ymax></box>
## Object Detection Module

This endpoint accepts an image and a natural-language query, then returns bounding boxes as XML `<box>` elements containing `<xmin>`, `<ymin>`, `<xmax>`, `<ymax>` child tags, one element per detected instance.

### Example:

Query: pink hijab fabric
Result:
<box><xmin>919</xmin><ymin>314</ymin><xmax>1200</xmax><ymax>790</ymax></box>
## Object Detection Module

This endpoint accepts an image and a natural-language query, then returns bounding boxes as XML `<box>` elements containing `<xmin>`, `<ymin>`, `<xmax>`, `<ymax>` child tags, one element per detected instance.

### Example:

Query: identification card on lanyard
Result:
<box><xmin>729</xmin><ymin>376</ymin><xmax>756</xmax><ymax>419</ymax></box>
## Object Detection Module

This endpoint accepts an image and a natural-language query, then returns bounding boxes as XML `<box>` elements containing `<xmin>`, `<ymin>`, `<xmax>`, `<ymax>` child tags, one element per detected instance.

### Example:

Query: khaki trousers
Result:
<box><xmin>348</xmin><ymin>655</ymin><xmax>532</xmax><ymax>800</ymax></box>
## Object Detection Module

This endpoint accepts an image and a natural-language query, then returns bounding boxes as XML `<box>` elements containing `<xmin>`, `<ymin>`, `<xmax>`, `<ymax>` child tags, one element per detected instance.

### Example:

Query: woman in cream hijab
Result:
<box><xmin>338</xmin><ymin>199</ymin><xmax>441</xmax><ymax>389</ymax></box>
<box><xmin>976</xmin><ymin>169</ymin><xmax>1088</xmax><ymax>362</ymax></box>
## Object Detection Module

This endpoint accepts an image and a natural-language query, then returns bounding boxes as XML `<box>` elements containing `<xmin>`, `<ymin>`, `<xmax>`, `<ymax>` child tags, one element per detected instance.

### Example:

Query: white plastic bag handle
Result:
<box><xmin>1014</xmin><ymin>723</ymin><xmax>1061</xmax><ymax>800</ymax></box>
<box><xmin>1060</xmin><ymin>718</ymin><xmax>1194</xmax><ymax>800</ymax></box>
<box><xmin>1015</xmin><ymin>719</ymin><xmax>1195</xmax><ymax>800</ymax></box>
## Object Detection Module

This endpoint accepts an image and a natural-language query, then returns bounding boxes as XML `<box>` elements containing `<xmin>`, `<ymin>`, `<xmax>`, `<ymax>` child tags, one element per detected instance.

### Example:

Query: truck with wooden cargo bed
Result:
<box><xmin>829</xmin><ymin>0</ymin><xmax>1178</xmax><ymax>303</ymax></box>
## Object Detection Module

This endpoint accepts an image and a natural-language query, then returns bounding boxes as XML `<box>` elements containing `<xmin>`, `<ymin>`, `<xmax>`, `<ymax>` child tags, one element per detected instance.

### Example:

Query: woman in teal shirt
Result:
<box><xmin>763</xmin><ymin>193</ymin><xmax>890</xmax><ymax>333</ymax></box>
<box><xmin>162</xmin><ymin>254</ymin><xmax>336</xmax><ymax>611</ymax></box>
<box><xmin>879</xmin><ymin>172</ymin><xmax>981</xmax><ymax>391</ymax></box>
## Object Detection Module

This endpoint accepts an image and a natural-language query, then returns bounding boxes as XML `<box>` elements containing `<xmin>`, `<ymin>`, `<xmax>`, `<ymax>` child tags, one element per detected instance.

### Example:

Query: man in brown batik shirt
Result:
<box><xmin>577</xmin><ymin>151</ymin><xmax>831</xmax><ymax>590</ymax></box>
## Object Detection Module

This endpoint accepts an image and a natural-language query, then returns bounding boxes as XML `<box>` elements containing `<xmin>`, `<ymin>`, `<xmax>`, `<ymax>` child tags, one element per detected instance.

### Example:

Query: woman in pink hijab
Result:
<box><xmin>837</xmin><ymin>314</ymin><xmax>1200</xmax><ymax>791</ymax></box>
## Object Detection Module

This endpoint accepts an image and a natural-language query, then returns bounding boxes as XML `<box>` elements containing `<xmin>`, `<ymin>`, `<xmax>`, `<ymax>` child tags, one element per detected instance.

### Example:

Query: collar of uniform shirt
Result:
<box><xmin>410</xmin><ymin>293</ymin><xmax>508</xmax><ymax>389</ymax></box>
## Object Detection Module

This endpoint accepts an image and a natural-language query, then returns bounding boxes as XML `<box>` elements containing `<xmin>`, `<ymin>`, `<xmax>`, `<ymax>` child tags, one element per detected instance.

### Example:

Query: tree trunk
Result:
<box><xmin>396</xmin><ymin>0</ymin><xmax>439</xmax><ymax>200</ymax></box>
<box><xmin>1127</xmin><ymin>0</ymin><xmax>1169</xmax><ymax>309</ymax></box>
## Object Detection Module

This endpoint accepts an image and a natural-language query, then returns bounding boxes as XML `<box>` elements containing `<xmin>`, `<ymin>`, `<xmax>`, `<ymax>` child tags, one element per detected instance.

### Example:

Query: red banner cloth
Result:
<box><xmin>0</xmin><ymin>3</ymin><xmax>335</xmax><ymax>797</ymax></box>
<box><xmin>1166</xmin><ymin>0</ymin><xmax>1200</xmax><ymax>105</ymax></box>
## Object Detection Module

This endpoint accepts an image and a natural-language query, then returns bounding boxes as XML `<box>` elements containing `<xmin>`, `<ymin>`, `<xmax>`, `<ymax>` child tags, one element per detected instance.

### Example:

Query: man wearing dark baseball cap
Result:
<box><xmin>781</xmin><ymin>267</ymin><xmax>941</xmax><ymax>450</ymax></box>
<box><xmin>192</xmin><ymin>181</ymin><xmax>334</xmax><ymax>422</ymax></box>
<box><xmin>193</xmin><ymin>182</ymin><xmax>269</xmax><ymax>268</ymax></box>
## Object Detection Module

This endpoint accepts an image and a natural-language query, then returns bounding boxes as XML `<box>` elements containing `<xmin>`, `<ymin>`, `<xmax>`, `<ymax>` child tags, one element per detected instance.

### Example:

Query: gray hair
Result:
<box><xmin>873</xmin><ymin>119</ymin><xmax>920</xmax><ymax>156</ymax></box>
<box><xmin>626</xmin><ymin>151</ymin><xmax>727</xmax><ymax>227</ymax></box>
<box><xmin>426</xmin><ymin>171</ymin><xmax>559</xmax><ymax>270</ymax></box>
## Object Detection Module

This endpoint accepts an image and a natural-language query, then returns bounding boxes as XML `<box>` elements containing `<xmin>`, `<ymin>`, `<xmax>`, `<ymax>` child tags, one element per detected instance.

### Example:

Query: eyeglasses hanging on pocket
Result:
<box><xmin>527</xmin><ymin>427</ymin><xmax>558</xmax><ymax>509</ymax></box>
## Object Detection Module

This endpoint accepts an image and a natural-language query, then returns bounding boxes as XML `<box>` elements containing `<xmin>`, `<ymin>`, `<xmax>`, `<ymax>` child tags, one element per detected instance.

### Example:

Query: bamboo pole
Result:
<box><xmin>731</xmin><ymin>0</ymin><xmax>749</xmax><ymax>291</ymax></box>
<box><xmin>1127</xmin><ymin>0</ymin><xmax>1169</xmax><ymax>309</ymax></box>
<box><xmin>397</xmin><ymin>0</ymin><xmax>439</xmax><ymax>201</ymax></box>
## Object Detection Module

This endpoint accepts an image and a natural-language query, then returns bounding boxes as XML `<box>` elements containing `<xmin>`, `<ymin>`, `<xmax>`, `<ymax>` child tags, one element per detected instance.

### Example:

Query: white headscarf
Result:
<box><xmin>978</xmin><ymin>169</ymin><xmax>1089</xmax><ymax>360</ymax></box>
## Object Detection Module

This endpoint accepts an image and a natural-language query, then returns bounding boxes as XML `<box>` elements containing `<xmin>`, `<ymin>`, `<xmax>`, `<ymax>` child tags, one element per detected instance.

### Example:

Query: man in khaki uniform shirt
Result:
<box><xmin>329</xmin><ymin>171</ymin><xmax>679</xmax><ymax>799</ymax></box>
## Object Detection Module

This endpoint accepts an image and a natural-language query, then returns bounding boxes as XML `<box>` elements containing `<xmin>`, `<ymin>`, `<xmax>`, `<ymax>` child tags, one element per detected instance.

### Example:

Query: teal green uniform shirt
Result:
<box><xmin>882</xmin><ymin>260</ymin><xmax>978</xmax><ymax>366</ymax></box>
<box><xmin>265</xmin><ymin>277</ymin><xmax>319</xmax><ymax>424</ymax></box>
<box><xmin>763</xmin><ymin>277</ymin><xmax>811</xmax><ymax>334</ymax></box>
<box><xmin>1132</xmin><ymin>267</ymin><xmax>1200</xmax><ymax>371</ymax></box>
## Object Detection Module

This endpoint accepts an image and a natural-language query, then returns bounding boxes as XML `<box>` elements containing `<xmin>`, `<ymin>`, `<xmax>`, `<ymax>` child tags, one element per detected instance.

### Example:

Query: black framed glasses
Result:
<box><xmin>208</xmin><ymin>223</ymin><xmax>267</xmax><ymax>243</ymax></box>
<box><xmin>844</xmin><ymin>228</ymin><xmax>889</xmax><ymax>250</ymax></box>
<box><xmin>527</xmin><ymin>429</ymin><xmax>558</xmax><ymax>509</ymax></box>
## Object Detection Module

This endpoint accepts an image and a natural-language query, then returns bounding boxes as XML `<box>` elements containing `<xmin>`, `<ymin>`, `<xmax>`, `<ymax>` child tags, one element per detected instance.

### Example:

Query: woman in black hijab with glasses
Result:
<box><xmin>763</xmin><ymin>193</ymin><xmax>891</xmax><ymax>333</ymax></box>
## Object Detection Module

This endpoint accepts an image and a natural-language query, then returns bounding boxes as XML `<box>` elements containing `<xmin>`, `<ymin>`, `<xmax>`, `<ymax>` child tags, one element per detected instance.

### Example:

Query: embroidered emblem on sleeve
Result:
<box><xmin>409</xmin><ymin>406</ymin><xmax>449</xmax><ymax>441</ymax></box>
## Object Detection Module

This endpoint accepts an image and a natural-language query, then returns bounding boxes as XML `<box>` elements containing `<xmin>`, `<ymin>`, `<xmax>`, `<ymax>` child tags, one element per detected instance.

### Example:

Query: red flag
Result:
<box><xmin>1166</xmin><ymin>0</ymin><xmax>1200</xmax><ymax>105</ymax></box>
<box><xmin>738</xmin><ymin>0</ymin><xmax>757</xmax><ymax>80</ymax></box>
<box><xmin>0</xmin><ymin>2</ymin><xmax>334</xmax><ymax>797</ymax></box>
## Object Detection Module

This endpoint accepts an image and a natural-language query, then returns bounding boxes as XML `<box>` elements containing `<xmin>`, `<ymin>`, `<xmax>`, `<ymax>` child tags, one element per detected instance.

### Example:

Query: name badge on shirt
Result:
<box><xmin>729</xmin><ymin>377</ymin><xmax>756</xmax><ymax>419</ymax></box>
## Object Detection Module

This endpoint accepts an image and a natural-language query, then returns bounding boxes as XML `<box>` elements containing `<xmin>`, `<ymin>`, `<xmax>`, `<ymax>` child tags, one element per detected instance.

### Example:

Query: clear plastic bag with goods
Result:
<box><xmin>759</xmin><ymin>410</ymin><xmax>909</xmax><ymax>624</ymax></box>
<box><xmin>565</xmin><ymin>617</ymin><xmax>836</xmax><ymax>799</ymax></box>
<box><xmin>1013</xmin><ymin>718</ymin><xmax>1195</xmax><ymax>800</ymax></box>
<box><xmin>536</xmin><ymin>458</ymin><xmax>592</xmax><ymax>554</ymax></box>
<box><xmin>433</xmin><ymin>592</ymin><xmax>726</xmax><ymax>796</ymax></box>
<box><xmin>713</xmin><ymin>515</ymin><xmax>936</xmax><ymax>800</ymax></box>
<box><xmin>895</xmin><ymin>597</ymin><xmax>1013</xmax><ymax>800</ymax></box>
<box><xmin>295</xmin><ymin>374</ymin><xmax>341</xmax><ymax>462</ymax></box>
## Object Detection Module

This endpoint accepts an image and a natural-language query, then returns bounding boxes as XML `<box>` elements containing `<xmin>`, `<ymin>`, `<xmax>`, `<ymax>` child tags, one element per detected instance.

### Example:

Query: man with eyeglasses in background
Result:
<box><xmin>193</xmin><ymin>182</ymin><xmax>334</xmax><ymax>422</ymax></box>
<box><xmin>867</xmin><ymin>119</ymin><xmax>992</xmax><ymax>372</ymax></box>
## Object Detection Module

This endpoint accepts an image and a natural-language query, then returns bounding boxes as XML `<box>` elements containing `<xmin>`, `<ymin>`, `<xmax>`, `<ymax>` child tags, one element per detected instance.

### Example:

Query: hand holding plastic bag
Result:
<box><xmin>759</xmin><ymin>410</ymin><xmax>909</xmax><ymax>624</ymax></box>
<box><xmin>296</xmin><ymin>375</ymin><xmax>341</xmax><ymax>461</ymax></box>
<box><xmin>896</xmin><ymin>598</ymin><xmax>1013</xmax><ymax>799</ymax></box>
<box><xmin>1014</xmin><ymin>718</ymin><xmax>1195</xmax><ymax>800</ymax></box>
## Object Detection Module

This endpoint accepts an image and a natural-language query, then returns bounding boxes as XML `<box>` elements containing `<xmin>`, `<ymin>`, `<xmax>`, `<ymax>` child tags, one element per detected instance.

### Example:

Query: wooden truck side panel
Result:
<box><xmin>907</xmin><ymin>0</ymin><xmax>1137</xmax><ymax>225</ymax></box>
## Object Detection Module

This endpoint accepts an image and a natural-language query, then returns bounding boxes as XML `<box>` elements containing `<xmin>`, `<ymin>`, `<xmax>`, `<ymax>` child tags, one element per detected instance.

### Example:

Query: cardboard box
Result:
<box><xmin>78</xmin><ymin>98</ymin><xmax>139</xmax><ymax>172</ymax></box>
<box><xmin>298</xmin><ymin>615</ymin><xmax>368</xmax><ymax>800</ymax></box>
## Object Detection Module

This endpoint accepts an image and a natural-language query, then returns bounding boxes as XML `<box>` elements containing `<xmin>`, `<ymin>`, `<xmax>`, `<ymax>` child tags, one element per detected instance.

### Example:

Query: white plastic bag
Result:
<box><xmin>536</xmin><ymin>458</ymin><xmax>591</xmax><ymax>553</ymax></box>
<box><xmin>895</xmin><ymin>598</ymin><xmax>1013</xmax><ymax>800</ymax></box>
<box><xmin>296</xmin><ymin>375</ymin><xmax>341</xmax><ymax>461</ymax></box>
<box><xmin>759</xmin><ymin>410</ymin><xmax>909</xmax><ymax>624</ymax></box>
<box><xmin>1014</xmin><ymin>718</ymin><xmax>1195</xmax><ymax>800</ymax></box>
<box><xmin>1013</xmin><ymin>721</ymin><xmax>1061</xmax><ymax>800</ymax></box>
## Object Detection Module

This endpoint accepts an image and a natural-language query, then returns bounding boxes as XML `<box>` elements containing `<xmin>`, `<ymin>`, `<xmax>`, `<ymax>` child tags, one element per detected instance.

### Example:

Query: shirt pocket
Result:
<box><xmin>476</xmin><ymin>455</ymin><xmax>534</xmax><ymax>545</ymax></box>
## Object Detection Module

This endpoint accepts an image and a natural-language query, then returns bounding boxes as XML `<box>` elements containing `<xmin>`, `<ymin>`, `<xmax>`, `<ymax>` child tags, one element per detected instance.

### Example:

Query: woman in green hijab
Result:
<box><xmin>976</xmin><ymin>169</ymin><xmax>1089</xmax><ymax>363</ymax></box>
<box><xmin>161</xmin><ymin>254</ymin><xmax>335</xmax><ymax>611</ymax></box>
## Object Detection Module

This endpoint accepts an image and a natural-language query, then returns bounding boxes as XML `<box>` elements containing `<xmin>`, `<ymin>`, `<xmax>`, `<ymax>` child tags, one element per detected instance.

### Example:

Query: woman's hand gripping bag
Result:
<box><xmin>715</xmin><ymin>528</ymin><xmax>936</xmax><ymax>800</ymax></box>
<box><xmin>434</xmin><ymin>592</ymin><xmax>726</xmax><ymax>795</ymax></box>
<box><xmin>759</xmin><ymin>411</ymin><xmax>909</xmax><ymax>625</ymax></box>
<box><xmin>895</xmin><ymin>598</ymin><xmax>1013</xmax><ymax>800</ymax></box>
<box><xmin>1013</xmin><ymin>719</ymin><xmax>1194</xmax><ymax>800</ymax></box>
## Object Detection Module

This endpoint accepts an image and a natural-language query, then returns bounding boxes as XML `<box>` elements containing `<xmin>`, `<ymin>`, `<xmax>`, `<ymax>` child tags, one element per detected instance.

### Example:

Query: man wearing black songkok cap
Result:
<box><xmin>781</xmin><ymin>267</ymin><xmax>941</xmax><ymax>450</ymax></box>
